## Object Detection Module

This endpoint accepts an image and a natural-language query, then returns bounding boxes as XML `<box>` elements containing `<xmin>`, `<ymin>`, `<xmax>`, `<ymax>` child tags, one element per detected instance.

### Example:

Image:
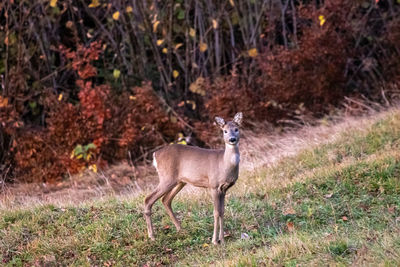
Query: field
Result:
<box><xmin>1</xmin><ymin>109</ymin><xmax>400</xmax><ymax>266</ymax></box>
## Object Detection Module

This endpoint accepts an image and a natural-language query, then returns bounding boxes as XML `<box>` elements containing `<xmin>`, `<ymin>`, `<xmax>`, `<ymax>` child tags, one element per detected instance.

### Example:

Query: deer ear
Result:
<box><xmin>215</xmin><ymin>116</ymin><xmax>225</xmax><ymax>128</ymax></box>
<box><xmin>233</xmin><ymin>112</ymin><xmax>243</xmax><ymax>126</ymax></box>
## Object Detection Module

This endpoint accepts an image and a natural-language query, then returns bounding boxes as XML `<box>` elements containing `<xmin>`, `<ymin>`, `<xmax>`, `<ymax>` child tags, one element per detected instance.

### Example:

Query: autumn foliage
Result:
<box><xmin>0</xmin><ymin>0</ymin><xmax>399</xmax><ymax>183</ymax></box>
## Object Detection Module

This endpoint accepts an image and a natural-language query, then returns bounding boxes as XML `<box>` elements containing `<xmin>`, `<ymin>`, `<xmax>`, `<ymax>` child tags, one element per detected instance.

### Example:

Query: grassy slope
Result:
<box><xmin>2</xmin><ymin>111</ymin><xmax>400</xmax><ymax>266</ymax></box>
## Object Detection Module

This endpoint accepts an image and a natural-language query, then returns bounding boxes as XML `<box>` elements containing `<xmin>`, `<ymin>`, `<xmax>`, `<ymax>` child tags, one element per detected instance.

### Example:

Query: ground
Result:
<box><xmin>1</xmin><ymin>108</ymin><xmax>400</xmax><ymax>266</ymax></box>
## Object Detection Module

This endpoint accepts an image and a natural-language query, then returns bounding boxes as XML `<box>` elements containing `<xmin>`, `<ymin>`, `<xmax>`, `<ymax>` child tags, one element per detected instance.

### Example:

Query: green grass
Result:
<box><xmin>2</xmin><ymin>111</ymin><xmax>400</xmax><ymax>266</ymax></box>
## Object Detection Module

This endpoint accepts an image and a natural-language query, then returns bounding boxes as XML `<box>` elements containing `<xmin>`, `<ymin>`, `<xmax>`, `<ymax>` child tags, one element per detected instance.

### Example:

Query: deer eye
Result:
<box><xmin>235</xmin><ymin>128</ymin><xmax>238</xmax><ymax>132</ymax></box>
<box><xmin>224</xmin><ymin>130</ymin><xmax>228</xmax><ymax>134</ymax></box>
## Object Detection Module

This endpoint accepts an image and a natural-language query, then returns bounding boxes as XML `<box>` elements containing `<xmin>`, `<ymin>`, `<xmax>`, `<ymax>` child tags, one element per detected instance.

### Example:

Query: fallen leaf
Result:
<box><xmin>388</xmin><ymin>206</ymin><xmax>395</xmax><ymax>213</ymax></box>
<box><xmin>287</xmin><ymin>221</ymin><xmax>295</xmax><ymax>232</ymax></box>
<box><xmin>342</xmin><ymin>216</ymin><xmax>348</xmax><ymax>221</ymax></box>
<box><xmin>162</xmin><ymin>48</ymin><xmax>168</xmax><ymax>54</ymax></box>
<box><xmin>89</xmin><ymin>164</ymin><xmax>97</xmax><ymax>173</ymax></box>
<box><xmin>202</xmin><ymin>243</ymin><xmax>209</xmax><ymax>248</ymax></box>
<box><xmin>224</xmin><ymin>232</ymin><xmax>231</xmax><ymax>238</ymax></box>
<box><xmin>163</xmin><ymin>225</ymin><xmax>170</xmax><ymax>230</ymax></box>
<box><xmin>58</xmin><ymin>94</ymin><xmax>63</xmax><ymax>101</ymax></box>
<box><xmin>324</xmin><ymin>193</ymin><xmax>333</xmax><ymax>198</ymax></box>
<box><xmin>173</xmin><ymin>70</ymin><xmax>179</xmax><ymax>78</ymax></box>
<box><xmin>283</xmin><ymin>207</ymin><xmax>296</xmax><ymax>216</ymax></box>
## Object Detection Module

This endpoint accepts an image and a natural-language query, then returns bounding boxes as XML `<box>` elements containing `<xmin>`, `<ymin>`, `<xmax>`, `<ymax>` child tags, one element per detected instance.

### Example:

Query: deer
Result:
<box><xmin>144</xmin><ymin>112</ymin><xmax>243</xmax><ymax>245</ymax></box>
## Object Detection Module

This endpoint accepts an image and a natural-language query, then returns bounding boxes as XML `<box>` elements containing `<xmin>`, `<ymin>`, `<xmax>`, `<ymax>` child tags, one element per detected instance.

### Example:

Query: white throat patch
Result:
<box><xmin>231</xmin><ymin>154</ymin><xmax>240</xmax><ymax>165</ymax></box>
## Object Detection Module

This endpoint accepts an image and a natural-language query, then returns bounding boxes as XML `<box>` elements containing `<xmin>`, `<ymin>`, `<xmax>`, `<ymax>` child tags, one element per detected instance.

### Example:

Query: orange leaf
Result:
<box><xmin>283</xmin><ymin>207</ymin><xmax>296</xmax><ymax>216</ymax></box>
<box><xmin>286</xmin><ymin>221</ymin><xmax>295</xmax><ymax>232</ymax></box>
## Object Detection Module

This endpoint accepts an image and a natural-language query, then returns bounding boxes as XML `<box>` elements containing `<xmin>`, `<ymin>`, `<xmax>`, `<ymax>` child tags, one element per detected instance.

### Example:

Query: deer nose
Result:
<box><xmin>229</xmin><ymin>137</ymin><xmax>237</xmax><ymax>143</ymax></box>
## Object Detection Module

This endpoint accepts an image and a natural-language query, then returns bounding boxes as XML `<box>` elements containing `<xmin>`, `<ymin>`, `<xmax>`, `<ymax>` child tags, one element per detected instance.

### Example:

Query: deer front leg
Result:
<box><xmin>211</xmin><ymin>189</ymin><xmax>225</xmax><ymax>245</ymax></box>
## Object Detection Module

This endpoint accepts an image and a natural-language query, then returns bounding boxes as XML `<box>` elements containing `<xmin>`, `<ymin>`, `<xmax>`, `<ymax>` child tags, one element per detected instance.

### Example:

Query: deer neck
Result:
<box><xmin>223</xmin><ymin>143</ymin><xmax>240</xmax><ymax>168</ymax></box>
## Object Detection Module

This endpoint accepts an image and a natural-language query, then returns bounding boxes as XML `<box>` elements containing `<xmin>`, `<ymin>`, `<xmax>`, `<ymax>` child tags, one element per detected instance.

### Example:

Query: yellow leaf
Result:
<box><xmin>189</xmin><ymin>28</ymin><xmax>196</xmax><ymax>38</ymax></box>
<box><xmin>58</xmin><ymin>94</ymin><xmax>63</xmax><ymax>101</ymax></box>
<box><xmin>212</xmin><ymin>19</ymin><xmax>218</xmax><ymax>29</ymax></box>
<box><xmin>189</xmin><ymin>77</ymin><xmax>205</xmax><ymax>95</ymax></box>
<box><xmin>248</xmin><ymin>48</ymin><xmax>258</xmax><ymax>58</ymax></box>
<box><xmin>50</xmin><ymin>0</ymin><xmax>57</xmax><ymax>7</ymax></box>
<box><xmin>89</xmin><ymin>164</ymin><xmax>97</xmax><ymax>173</ymax></box>
<box><xmin>129</xmin><ymin>95</ymin><xmax>136</xmax><ymax>100</ymax></box>
<box><xmin>76</xmin><ymin>154</ymin><xmax>83</xmax><ymax>159</ymax></box>
<box><xmin>162</xmin><ymin>48</ymin><xmax>168</xmax><ymax>54</ymax></box>
<box><xmin>173</xmin><ymin>70</ymin><xmax>179</xmax><ymax>78</ymax></box>
<box><xmin>174</xmin><ymin>43</ymin><xmax>183</xmax><ymax>50</ymax></box>
<box><xmin>202</xmin><ymin>243</ymin><xmax>209</xmax><ymax>248</ymax></box>
<box><xmin>112</xmin><ymin>11</ymin><xmax>120</xmax><ymax>20</ymax></box>
<box><xmin>126</xmin><ymin>6</ymin><xmax>133</xmax><ymax>13</ymax></box>
<box><xmin>319</xmin><ymin>15</ymin><xmax>326</xmax><ymax>26</ymax></box>
<box><xmin>229</xmin><ymin>0</ymin><xmax>235</xmax><ymax>7</ymax></box>
<box><xmin>156</xmin><ymin>39</ymin><xmax>164</xmax><ymax>46</ymax></box>
<box><xmin>199</xmin><ymin>42</ymin><xmax>208</xmax><ymax>52</ymax></box>
<box><xmin>153</xmin><ymin>21</ymin><xmax>160</xmax><ymax>32</ymax></box>
<box><xmin>113</xmin><ymin>69</ymin><xmax>121</xmax><ymax>79</ymax></box>
<box><xmin>88</xmin><ymin>0</ymin><xmax>100</xmax><ymax>8</ymax></box>
<box><xmin>177</xmin><ymin>140</ymin><xmax>187</xmax><ymax>145</ymax></box>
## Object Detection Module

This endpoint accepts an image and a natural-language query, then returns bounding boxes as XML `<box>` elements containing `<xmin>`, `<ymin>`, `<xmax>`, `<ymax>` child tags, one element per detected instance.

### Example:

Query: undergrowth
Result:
<box><xmin>1</xmin><ymin>111</ymin><xmax>400</xmax><ymax>266</ymax></box>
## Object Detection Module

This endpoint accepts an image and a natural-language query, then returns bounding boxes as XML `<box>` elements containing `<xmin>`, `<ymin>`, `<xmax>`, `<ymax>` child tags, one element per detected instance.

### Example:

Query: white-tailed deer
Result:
<box><xmin>144</xmin><ymin>112</ymin><xmax>243</xmax><ymax>245</ymax></box>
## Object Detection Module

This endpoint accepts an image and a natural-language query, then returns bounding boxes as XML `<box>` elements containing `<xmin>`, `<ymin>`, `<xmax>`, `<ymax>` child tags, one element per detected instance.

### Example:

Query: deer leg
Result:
<box><xmin>211</xmin><ymin>189</ymin><xmax>221</xmax><ymax>245</ymax></box>
<box><xmin>217</xmin><ymin>192</ymin><xmax>226</xmax><ymax>244</ymax></box>
<box><xmin>162</xmin><ymin>182</ymin><xmax>186</xmax><ymax>231</ymax></box>
<box><xmin>144</xmin><ymin>182</ymin><xmax>177</xmax><ymax>240</ymax></box>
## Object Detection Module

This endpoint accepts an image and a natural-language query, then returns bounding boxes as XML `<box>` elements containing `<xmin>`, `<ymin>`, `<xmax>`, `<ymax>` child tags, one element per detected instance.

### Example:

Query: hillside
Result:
<box><xmin>1</xmin><ymin>109</ymin><xmax>400</xmax><ymax>266</ymax></box>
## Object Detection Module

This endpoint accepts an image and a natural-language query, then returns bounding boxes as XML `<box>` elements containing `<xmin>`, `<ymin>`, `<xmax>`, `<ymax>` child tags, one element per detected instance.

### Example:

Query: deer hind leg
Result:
<box><xmin>162</xmin><ymin>182</ymin><xmax>186</xmax><ymax>231</ymax></box>
<box><xmin>144</xmin><ymin>182</ymin><xmax>177</xmax><ymax>240</ymax></box>
<box><xmin>218</xmin><ymin>193</ymin><xmax>226</xmax><ymax>244</ymax></box>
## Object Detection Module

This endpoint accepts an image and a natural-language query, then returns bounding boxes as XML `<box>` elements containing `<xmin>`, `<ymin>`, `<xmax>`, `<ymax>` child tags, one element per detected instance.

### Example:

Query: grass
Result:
<box><xmin>2</xmin><ymin>110</ymin><xmax>400</xmax><ymax>266</ymax></box>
